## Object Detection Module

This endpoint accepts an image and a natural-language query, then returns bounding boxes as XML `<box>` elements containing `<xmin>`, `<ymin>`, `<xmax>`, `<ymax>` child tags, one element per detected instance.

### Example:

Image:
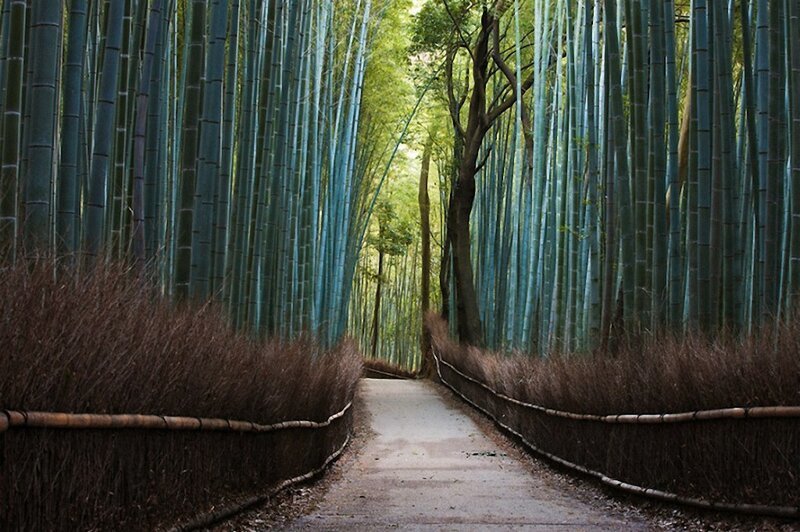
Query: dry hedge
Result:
<box><xmin>362</xmin><ymin>357</ymin><xmax>418</xmax><ymax>379</ymax></box>
<box><xmin>0</xmin><ymin>260</ymin><xmax>362</xmax><ymax>530</ymax></box>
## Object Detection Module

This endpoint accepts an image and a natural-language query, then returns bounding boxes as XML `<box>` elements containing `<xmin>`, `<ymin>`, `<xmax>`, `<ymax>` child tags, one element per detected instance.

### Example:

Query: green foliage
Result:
<box><xmin>409</xmin><ymin>0</ymin><xmax>474</xmax><ymax>56</ymax></box>
<box><xmin>369</xmin><ymin>200</ymin><xmax>414</xmax><ymax>257</ymax></box>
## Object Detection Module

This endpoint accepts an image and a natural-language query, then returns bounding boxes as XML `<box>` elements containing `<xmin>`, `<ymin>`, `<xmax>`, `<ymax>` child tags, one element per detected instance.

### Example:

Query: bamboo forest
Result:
<box><xmin>1</xmin><ymin>1</ymin><xmax>799</xmax><ymax>529</ymax></box>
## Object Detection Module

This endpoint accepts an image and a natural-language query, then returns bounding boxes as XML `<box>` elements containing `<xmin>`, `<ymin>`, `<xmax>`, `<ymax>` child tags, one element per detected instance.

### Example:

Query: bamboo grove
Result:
<box><xmin>379</xmin><ymin>0</ymin><xmax>800</xmax><ymax>356</ymax></box>
<box><xmin>0</xmin><ymin>0</ymin><xmax>392</xmax><ymax>344</ymax></box>
<box><xmin>2</xmin><ymin>0</ymin><xmax>799</xmax><ymax>362</ymax></box>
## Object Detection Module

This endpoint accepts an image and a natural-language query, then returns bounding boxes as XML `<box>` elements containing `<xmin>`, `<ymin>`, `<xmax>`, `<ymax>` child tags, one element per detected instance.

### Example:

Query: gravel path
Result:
<box><xmin>285</xmin><ymin>379</ymin><xmax>648</xmax><ymax>530</ymax></box>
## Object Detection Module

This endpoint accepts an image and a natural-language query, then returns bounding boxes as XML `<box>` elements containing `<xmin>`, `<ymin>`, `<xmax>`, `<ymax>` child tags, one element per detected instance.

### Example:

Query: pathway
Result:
<box><xmin>287</xmin><ymin>379</ymin><xmax>646</xmax><ymax>530</ymax></box>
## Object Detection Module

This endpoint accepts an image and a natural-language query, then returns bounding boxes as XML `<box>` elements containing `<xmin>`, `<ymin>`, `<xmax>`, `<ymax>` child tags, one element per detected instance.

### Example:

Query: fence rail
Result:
<box><xmin>1</xmin><ymin>402</ymin><xmax>352</xmax><ymax>434</ymax></box>
<box><xmin>363</xmin><ymin>367</ymin><xmax>414</xmax><ymax>379</ymax></box>
<box><xmin>436</xmin><ymin>357</ymin><xmax>800</xmax><ymax>423</ymax></box>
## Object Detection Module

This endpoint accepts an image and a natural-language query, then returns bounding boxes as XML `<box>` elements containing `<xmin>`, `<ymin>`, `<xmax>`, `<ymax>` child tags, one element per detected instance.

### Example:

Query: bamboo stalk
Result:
<box><xmin>0</xmin><ymin>0</ymin><xmax>26</xmax><ymax>261</ymax></box>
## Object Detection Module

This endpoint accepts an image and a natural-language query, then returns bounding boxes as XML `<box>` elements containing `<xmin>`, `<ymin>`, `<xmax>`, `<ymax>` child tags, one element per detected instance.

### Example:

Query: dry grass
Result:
<box><xmin>362</xmin><ymin>357</ymin><xmax>418</xmax><ymax>379</ymax></box>
<box><xmin>1</xmin><ymin>259</ymin><xmax>361</xmax><ymax>421</ymax></box>
<box><xmin>0</xmin><ymin>258</ymin><xmax>362</xmax><ymax>530</ymax></box>
<box><xmin>427</xmin><ymin>314</ymin><xmax>800</xmax><ymax>414</ymax></box>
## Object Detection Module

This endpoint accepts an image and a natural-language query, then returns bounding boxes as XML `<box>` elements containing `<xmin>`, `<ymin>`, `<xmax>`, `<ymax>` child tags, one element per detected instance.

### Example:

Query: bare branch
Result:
<box><xmin>445</xmin><ymin>48</ymin><xmax>466</xmax><ymax>139</ymax></box>
<box><xmin>442</xmin><ymin>0</ymin><xmax>476</xmax><ymax>63</ymax></box>
<box><xmin>484</xmin><ymin>18</ymin><xmax>535</xmax><ymax>128</ymax></box>
<box><xmin>474</xmin><ymin>142</ymin><xmax>494</xmax><ymax>174</ymax></box>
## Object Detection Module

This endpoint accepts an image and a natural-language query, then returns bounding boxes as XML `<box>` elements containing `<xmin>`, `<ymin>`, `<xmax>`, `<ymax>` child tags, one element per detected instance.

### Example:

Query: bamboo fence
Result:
<box><xmin>363</xmin><ymin>367</ymin><xmax>416</xmax><ymax>380</ymax></box>
<box><xmin>435</xmin><ymin>358</ymin><xmax>800</xmax><ymax>424</ymax></box>
<box><xmin>0</xmin><ymin>401</ymin><xmax>354</xmax><ymax>530</ymax></box>
<box><xmin>432</xmin><ymin>350</ymin><xmax>800</xmax><ymax>519</ymax></box>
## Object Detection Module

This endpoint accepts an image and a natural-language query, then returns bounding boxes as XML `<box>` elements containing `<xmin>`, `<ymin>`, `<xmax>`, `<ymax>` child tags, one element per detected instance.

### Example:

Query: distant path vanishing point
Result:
<box><xmin>287</xmin><ymin>378</ymin><xmax>647</xmax><ymax>531</ymax></box>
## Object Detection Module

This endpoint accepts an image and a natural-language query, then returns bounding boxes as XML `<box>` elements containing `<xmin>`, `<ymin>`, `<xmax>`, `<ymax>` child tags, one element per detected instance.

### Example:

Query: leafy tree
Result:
<box><xmin>367</xmin><ymin>200</ymin><xmax>414</xmax><ymax>358</ymax></box>
<box><xmin>412</xmin><ymin>0</ymin><xmax>534</xmax><ymax>345</ymax></box>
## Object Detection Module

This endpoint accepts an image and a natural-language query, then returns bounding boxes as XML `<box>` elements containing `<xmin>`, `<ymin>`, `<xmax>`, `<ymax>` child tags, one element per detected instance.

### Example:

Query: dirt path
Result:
<box><xmin>286</xmin><ymin>379</ymin><xmax>648</xmax><ymax>530</ymax></box>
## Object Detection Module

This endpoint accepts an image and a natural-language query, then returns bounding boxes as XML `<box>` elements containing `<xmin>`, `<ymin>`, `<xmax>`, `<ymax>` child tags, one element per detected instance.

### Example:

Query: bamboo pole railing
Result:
<box><xmin>436</xmin><ymin>357</ymin><xmax>800</xmax><ymax>423</ymax></box>
<box><xmin>432</xmin><ymin>351</ymin><xmax>800</xmax><ymax>519</ymax></box>
<box><xmin>0</xmin><ymin>402</ymin><xmax>352</xmax><ymax>434</ymax></box>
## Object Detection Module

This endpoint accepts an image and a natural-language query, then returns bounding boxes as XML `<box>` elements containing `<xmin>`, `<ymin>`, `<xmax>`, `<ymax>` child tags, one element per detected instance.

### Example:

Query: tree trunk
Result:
<box><xmin>439</xmin><ymin>140</ymin><xmax>460</xmax><ymax>322</ymax></box>
<box><xmin>58</xmin><ymin>0</ymin><xmax>88</xmax><ymax>260</ymax></box>
<box><xmin>419</xmin><ymin>140</ymin><xmax>435</xmax><ymax>377</ymax></box>
<box><xmin>174</xmin><ymin>0</ymin><xmax>205</xmax><ymax>299</ymax></box>
<box><xmin>450</xmin><ymin>159</ymin><xmax>483</xmax><ymax>345</ymax></box>
<box><xmin>439</xmin><ymin>227</ymin><xmax>451</xmax><ymax>320</ymax></box>
<box><xmin>84</xmin><ymin>1</ymin><xmax>126</xmax><ymax>259</ymax></box>
<box><xmin>0</xmin><ymin>0</ymin><xmax>26</xmax><ymax>261</ymax></box>
<box><xmin>446</xmin><ymin>10</ymin><xmax>494</xmax><ymax>346</ymax></box>
<box><xmin>370</xmin><ymin>249</ymin><xmax>384</xmax><ymax>359</ymax></box>
<box><xmin>23</xmin><ymin>0</ymin><xmax>62</xmax><ymax>252</ymax></box>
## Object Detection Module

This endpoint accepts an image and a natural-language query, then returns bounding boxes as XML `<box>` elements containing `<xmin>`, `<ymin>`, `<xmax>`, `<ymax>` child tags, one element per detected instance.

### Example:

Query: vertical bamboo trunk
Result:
<box><xmin>789</xmin><ymin>0</ymin><xmax>800</xmax><ymax>309</ymax></box>
<box><xmin>191</xmin><ymin>0</ymin><xmax>228</xmax><ymax>300</ymax></box>
<box><xmin>603</xmin><ymin>0</ymin><xmax>632</xmax><ymax>340</ymax></box>
<box><xmin>0</xmin><ymin>0</ymin><xmax>26</xmax><ymax>260</ymax></box>
<box><xmin>84</xmin><ymin>0</ymin><xmax>125</xmax><ymax>259</ymax></box>
<box><xmin>216</xmin><ymin>0</ymin><xmax>240</xmax><ymax>302</ymax></box>
<box><xmin>108</xmin><ymin>0</ymin><xmax>133</xmax><ymax>257</ymax></box>
<box><xmin>740</xmin><ymin>0</ymin><xmax>759</xmax><ymax>328</ymax></box>
<box><xmin>23</xmin><ymin>1</ymin><xmax>62</xmax><ymax>252</ymax></box>
<box><xmin>626</xmin><ymin>0</ymin><xmax>650</xmax><ymax>329</ymax></box>
<box><xmin>370</xmin><ymin>249</ymin><xmax>384</xmax><ymax>359</ymax></box>
<box><xmin>712</xmin><ymin>1</ymin><xmax>738</xmax><ymax>326</ymax></box>
<box><xmin>649</xmin><ymin>0</ymin><xmax>667</xmax><ymax>328</ymax></box>
<box><xmin>174</xmin><ymin>0</ymin><xmax>205</xmax><ymax>299</ymax></box>
<box><xmin>693</xmin><ymin>0</ymin><xmax>712</xmax><ymax>329</ymax></box>
<box><xmin>583</xmin><ymin>0</ymin><xmax>600</xmax><ymax>345</ymax></box>
<box><xmin>665</xmin><ymin>0</ymin><xmax>682</xmax><ymax>329</ymax></box>
<box><xmin>58</xmin><ymin>0</ymin><xmax>88</xmax><ymax>259</ymax></box>
<box><xmin>133</xmin><ymin>0</ymin><xmax>166</xmax><ymax>265</ymax></box>
<box><xmin>766</xmin><ymin>0</ymin><xmax>785</xmax><ymax>317</ymax></box>
<box><xmin>754</xmin><ymin>0</ymin><xmax>770</xmax><ymax>320</ymax></box>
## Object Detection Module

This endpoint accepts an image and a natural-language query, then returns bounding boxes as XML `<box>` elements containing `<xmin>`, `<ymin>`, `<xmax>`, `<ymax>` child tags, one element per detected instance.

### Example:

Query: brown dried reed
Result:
<box><xmin>427</xmin><ymin>314</ymin><xmax>800</xmax><ymax>414</ymax></box>
<box><xmin>0</xmin><ymin>258</ymin><xmax>362</xmax><ymax>530</ymax></box>
<box><xmin>363</xmin><ymin>357</ymin><xmax>418</xmax><ymax>379</ymax></box>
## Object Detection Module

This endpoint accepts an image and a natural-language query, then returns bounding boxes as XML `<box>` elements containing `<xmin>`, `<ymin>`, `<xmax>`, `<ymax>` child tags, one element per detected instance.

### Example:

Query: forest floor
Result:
<box><xmin>217</xmin><ymin>379</ymin><xmax>795</xmax><ymax>531</ymax></box>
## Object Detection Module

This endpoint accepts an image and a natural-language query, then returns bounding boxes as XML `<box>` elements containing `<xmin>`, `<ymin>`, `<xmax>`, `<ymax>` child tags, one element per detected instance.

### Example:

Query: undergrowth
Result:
<box><xmin>0</xmin><ymin>258</ymin><xmax>362</xmax><ymax>530</ymax></box>
<box><xmin>362</xmin><ymin>357</ymin><xmax>418</xmax><ymax>379</ymax></box>
<box><xmin>0</xmin><ymin>259</ymin><xmax>361</xmax><ymax>421</ymax></box>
